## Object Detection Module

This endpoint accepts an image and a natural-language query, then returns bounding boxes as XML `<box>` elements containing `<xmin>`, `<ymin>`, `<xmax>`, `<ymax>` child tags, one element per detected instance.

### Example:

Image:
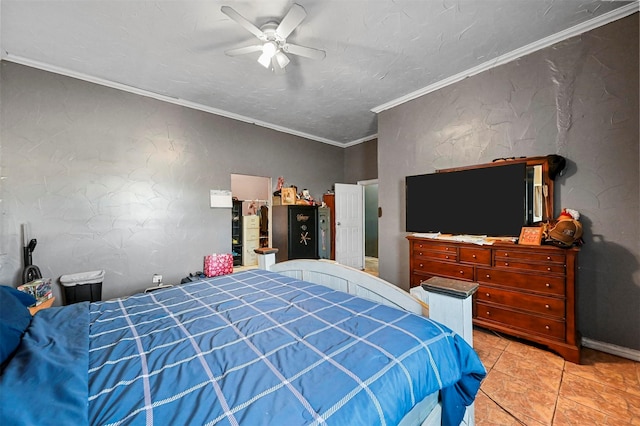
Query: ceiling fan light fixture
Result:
<box><xmin>275</xmin><ymin>51</ymin><xmax>290</xmax><ymax>68</ymax></box>
<box><xmin>258</xmin><ymin>41</ymin><xmax>278</xmax><ymax>68</ymax></box>
<box><xmin>257</xmin><ymin>51</ymin><xmax>272</xmax><ymax>68</ymax></box>
<box><xmin>262</xmin><ymin>41</ymin><xmax>277</xmax><ymax>57</ymax></box>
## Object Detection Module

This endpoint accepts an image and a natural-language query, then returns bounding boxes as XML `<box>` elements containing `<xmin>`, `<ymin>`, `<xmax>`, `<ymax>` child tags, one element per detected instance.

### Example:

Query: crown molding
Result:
<box><xmin>371</xmin><ymin>2</ymin><xmax>639</xmax><ymax>114</ymax></box>
<box><xmin>3</xmin><ymin>2</ymin><xmax>636</xmax><ymax>148</ymax></box>
<box><xmin>2</xmin><ymin>54</ymin><xmax>347</xmax><ymax>147</ymax></box>
<box><xmin>342</xmin><ymin>134</ymin><xmax>378</xmax><ymax>148</ymax></box>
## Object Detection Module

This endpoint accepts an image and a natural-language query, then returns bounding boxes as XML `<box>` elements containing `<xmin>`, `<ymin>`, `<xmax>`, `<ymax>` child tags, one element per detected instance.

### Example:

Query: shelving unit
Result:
<box><xmin>231</xmin><ymin>200</ymin><xmax>243</xmax><ymax>266</ymax></box>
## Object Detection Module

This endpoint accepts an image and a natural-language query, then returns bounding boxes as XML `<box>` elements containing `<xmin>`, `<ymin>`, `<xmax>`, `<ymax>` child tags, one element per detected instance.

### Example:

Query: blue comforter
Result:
<box><xmin>1</xmin><ymin>269</ymin><xmax>485</xmax><ymax>425</ymax></box>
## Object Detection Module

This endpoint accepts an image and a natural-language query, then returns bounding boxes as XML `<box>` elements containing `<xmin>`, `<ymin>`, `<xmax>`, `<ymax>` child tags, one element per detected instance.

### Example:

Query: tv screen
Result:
<box><xmin>406</xmin><ymin>163</ymin><xmax>527</xmax><ymax>236</ymax></box>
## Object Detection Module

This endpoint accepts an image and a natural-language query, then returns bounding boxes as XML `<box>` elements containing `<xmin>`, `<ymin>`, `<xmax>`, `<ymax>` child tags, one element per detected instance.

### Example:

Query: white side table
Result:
<box><xmin>422</xmin><ymin>276</ymin><xmax>479</xmax><ymax>426</ymax></box>
<box><xmin>254</xmin><ymin>247</ymin><xmax>279</xmax><ymax>271</ymax></box>
<box><xmin>421</xmin><ymin>276</ymin><xmax>478</xmax><ymax>347</ymax></box>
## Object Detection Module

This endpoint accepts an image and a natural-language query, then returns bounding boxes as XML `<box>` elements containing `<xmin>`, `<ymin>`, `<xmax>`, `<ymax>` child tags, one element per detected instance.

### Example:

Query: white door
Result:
<box><xmin>334</xmin><ymin>183</ymin><xmax>364</xmax><ymax>270</ymax></box>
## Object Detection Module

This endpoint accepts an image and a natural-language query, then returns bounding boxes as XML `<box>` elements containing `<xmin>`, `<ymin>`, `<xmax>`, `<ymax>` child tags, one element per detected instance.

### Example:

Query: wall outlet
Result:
<box><xmin>152</xmin><ymin>274</ymin><xmax>163</xmax><ymax>284</ymax></box>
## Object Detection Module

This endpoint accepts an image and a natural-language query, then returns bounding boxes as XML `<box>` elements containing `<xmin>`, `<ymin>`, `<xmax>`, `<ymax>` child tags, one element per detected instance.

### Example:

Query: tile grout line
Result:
<box><xmin>479</xmin><ymin>347</ymin><xmax>529</xmax><ymax>425</ymax></box>
<box><xmin>559</xmin><ymin>366</ymin><xmax>640</xmax><ymax>423</ymax></box>
<box><xmin>550</xmin><ymin>361</ymin><xmax>567</xmax><ymax>425</ymax></box>
<box><xmin>478</xmin><ymin>388</ymin><xmax>528</xmax><ymax>425</ymax></box>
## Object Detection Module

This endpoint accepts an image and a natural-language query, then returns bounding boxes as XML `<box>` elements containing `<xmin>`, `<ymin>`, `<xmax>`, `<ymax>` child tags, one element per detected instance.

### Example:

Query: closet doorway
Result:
<box><xmin>360</xmin><ymin>179</ymin><xmax>378</xmax><ymax>275</ymax></box>
<box><xmin>230</xmin><ymin>174</ymin><xmax>272</xmax><ymax>267</ymax></box>
<box><xmin>362</xmin><ymin>180</ymin><xmax>378</xmax><ymax>258</ymax></box>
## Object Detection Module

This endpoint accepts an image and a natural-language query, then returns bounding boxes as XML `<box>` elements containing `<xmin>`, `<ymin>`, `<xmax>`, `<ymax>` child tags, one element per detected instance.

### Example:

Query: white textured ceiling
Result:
<box><xmin>1</xmin><ymin>0</ymin><xmax>637</xmax><ymax>146</ymax></box>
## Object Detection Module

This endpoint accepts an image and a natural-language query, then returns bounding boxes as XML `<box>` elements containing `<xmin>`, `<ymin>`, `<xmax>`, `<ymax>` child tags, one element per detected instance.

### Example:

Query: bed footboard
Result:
<box><xmin>269</xmin><ymin>259</ymin><xmax>423</xmax><ymax>315</ymax></box>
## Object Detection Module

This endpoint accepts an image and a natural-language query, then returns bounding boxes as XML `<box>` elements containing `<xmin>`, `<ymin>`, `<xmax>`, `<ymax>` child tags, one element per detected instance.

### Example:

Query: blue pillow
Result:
<box><xmin>0</xmin><ymin>286</ymin><xmax>36</xmax><ymax>364</ymax></box>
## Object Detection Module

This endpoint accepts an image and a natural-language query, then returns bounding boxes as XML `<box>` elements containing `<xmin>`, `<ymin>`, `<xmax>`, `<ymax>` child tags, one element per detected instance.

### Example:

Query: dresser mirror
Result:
<box><xmin>437</xmin><ymin>156</ymin><xmax>555</xmax><ymax>225</ymax></box>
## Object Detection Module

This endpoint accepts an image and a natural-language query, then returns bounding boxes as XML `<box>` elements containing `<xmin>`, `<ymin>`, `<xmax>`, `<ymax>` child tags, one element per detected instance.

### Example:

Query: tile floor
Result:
<box><xmin>357</xmin><ymin>257</ymin><xmax>639</xmax><ymax>424</ymax></box>
<box><xmin>364</xmin><ymin>256</ymin><xmax>379</xmax><ymax>276</ymax></box>
<box><xmin>473</xmin><ymin>327</ymin><xmax>640</xmax><ymax>425</ymax></box>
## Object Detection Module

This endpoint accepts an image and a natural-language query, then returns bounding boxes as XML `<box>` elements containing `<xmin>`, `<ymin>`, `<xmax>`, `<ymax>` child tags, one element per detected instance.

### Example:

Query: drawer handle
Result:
<box><xmin>504</xmin><ymin>253</ymin><xmax>509</xmax><ymax>257</ymax></box>
<box><xmin>472</xmin><ymin>254</ymin><xmax>477</xmax><ymax>258</ymax></box>
<box><xmin>486</xmin><ymin>293</ymin><xmax>490</xmax><ymax>297</ymax></box>
<box><xmin>419</xmin><ymin>263</ymin><xmax>423</xmax><ymax>268</ymax></box>
<box><xmin>547</xmin><ymin>256</ymin><xmax>551</xmax><ymax>260</ymax></box>
<box><xmin>486</xmin><ymin>311</ymin><xmax>491</xmax><ymax>316</ymax></box>
<box><xmin>545</xmin><ymin>283</ymin><xmax>551</xmax><ymax>288</ymax></box>
<box><xmin>459</xmin><ymin>270</ymin><xmax>464</xmax><ymax>275</ymax></box>
<box><xmin>445</xmin><ymin>247</ymin><xmax>450</xmax><ymax>251</ymax></box>
<box><xmin>419</xmin><ymin>252</ymin><xmax>423</xmax><ymax>256</ymax></box>
<box><xmin>486</xmin><ymin>274</ymin><xmax>491</xmax><ymax>279</ymax></box>
<box><xmin>545</xmin><ymin>325</ymin><xmax>550</xmax><ymax>330</ymax></box>
<box><xmin>445</xmin><ymin>255</ymin><xmax>450</xmax><ymax>259</ymax></box>
<box><xmin>547</xmin><ymin>267</ymin><xmax>552</xmax><ymax>271</ymax></box>
<box><xmin>505</xmin><ymin>262</ymin><xmax>509</xmax><ymax>266</ymax></box>
<box><xmin>545</xmin><ymin>304</ymin><xmax>550</xmax><ymax>309</ymax></box>
<box><xmin>419</xmin><ymin>244</ymin><xmax>423</xmax><ymax>248</ymax></box>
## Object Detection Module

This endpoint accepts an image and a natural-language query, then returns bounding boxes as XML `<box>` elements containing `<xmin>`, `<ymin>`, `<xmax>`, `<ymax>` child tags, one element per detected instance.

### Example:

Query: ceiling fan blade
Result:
<box><xmin>225</xmin><ymin>44</ymin><xmax>263</xmax><ymax>57</ymax></box>
<box><xmin>276</xmin><ymin>3</ymin><xmax>306</xmax><ymax>39</ymax></box>
<box><xmin>284</xmin><ymin>43</ymin><xmax>326</xmax><ymax>61</ymax></box>
<box><xmin>221</xmin><ymin>6</ymin><xmax>265</xmax><ymax>39</ymax></box>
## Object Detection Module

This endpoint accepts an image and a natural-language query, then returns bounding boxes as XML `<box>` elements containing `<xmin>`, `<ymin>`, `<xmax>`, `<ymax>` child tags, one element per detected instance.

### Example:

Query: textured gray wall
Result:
<box><xmin>378</xmin><ymin>15</ymin><xmax>639</xmax><ymax>350</ymax></box>
<box><xmin>0</xmin><ymin>62</ymin><xmax>344</xmax><ymax>301</ymax></box>
<box><xmin>344</xmin><ymin>138</ymin><xmax>378</xmax><ymax>184</ymax></box>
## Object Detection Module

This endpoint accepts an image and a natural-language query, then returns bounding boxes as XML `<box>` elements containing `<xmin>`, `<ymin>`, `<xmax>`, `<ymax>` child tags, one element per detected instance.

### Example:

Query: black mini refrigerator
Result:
<box><xmin>273</xmin><ymin>205</ymin><xmax>319</xmax><ymax>262</ymax></box>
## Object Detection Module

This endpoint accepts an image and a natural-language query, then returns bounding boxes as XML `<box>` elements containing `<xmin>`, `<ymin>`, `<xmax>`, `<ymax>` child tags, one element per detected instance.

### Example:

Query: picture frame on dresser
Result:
<box><xmin>518</xmin><ymin>226</ymin><xmax>543</xmax><ymax>245</ymax></box>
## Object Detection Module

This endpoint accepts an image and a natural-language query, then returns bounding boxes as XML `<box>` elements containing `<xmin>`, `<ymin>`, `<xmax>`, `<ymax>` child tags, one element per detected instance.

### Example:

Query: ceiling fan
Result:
<box><xmin>221</xmin><ymin>3</ymin><xmax>326</xmax><ymax>74</ymax></box>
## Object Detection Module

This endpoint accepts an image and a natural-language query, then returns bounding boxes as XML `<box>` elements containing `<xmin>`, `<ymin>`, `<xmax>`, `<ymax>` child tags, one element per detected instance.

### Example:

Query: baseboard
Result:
<box><xmin>582</xmin><ymin>337</ymin><xmax>640</xmax><ymax>362</ymax></box>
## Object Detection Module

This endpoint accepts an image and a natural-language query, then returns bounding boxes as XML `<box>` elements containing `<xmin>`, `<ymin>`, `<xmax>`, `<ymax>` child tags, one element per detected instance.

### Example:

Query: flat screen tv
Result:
<box><xmin>406</xmin><ymin>162</ymin><xmax>527</xmax><ymax>237</ymax></box>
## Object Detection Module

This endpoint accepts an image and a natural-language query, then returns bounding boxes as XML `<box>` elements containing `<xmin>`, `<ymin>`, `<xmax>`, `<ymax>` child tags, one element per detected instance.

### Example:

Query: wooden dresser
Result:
<box><xmin>407</xmin><ymin>236</ymin><xmax>580</xmax><ymax>363</ymax></box>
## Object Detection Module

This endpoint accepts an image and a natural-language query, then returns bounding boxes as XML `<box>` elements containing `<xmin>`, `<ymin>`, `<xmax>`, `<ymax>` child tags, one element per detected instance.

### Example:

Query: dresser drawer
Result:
<box><xmin>412</xmin><ymin>241</ymin><xmax>457</xmax><ymax>254</ymax></box>
<box><xmin>494</xmin><ymin>259</ymin><xmax>565</xmax><ymax>274</ymax></box>
<box><xmin>477</xmin><ymin>267</ymin><xmax>565</xmax><ymax>295</ymax></box>
<box><xmin>414</xmin><ymin>249</ymin><xmax>458</xmax><ymax>261</ymax></box>
<box><xmin>459</xmin><ymin>247</ymin><xmax>491</xmax><ymax>265</ymax></box>
<box><xmin>494</xmin><ymin>250</ymin><xmax>565</xmax><ymax>264</ymax></box>
<box><xmin>411</xmin><ymin>273</ymin><xmax>431</xmax><ymax>287</ymax></box>
<box><xmin>477</xmin><ymin>285</ymin><xmax>565</xmax><ymax>318</ymax></box>
<box><xmin>414</xmin><ymin>259</ymin><xmax>473</xmax><ymax>281</ymax></box>
<box><xmin>476</xmin><ymin>302</ymin><xmax>565</xmax><ymax>340</ymax></box>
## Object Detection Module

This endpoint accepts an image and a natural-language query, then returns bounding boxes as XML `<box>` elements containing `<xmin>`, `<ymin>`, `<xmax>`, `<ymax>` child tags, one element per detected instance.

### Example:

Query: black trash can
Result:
<box><xmin>60</xmin><ymin>270</ymin><xmax>105</xmax><ymax>304</ymax></box>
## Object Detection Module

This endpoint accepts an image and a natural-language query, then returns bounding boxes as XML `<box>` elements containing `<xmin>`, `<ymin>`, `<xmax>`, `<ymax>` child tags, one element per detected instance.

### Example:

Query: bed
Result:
<box><xmin>1</xmin><ymin>260</ymin><xmax>485</xmax><ymax>426</ymax></box>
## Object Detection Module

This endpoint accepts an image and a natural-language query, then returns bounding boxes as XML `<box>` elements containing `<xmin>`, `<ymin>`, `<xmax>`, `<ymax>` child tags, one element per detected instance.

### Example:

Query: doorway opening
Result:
<box><xmin>360</xmin><ymin>179</ymin><xmax>378</xmax><ymax>276</ymax></box>
<box><xmin>230</xmin><ymin>174</ymin><xmax>272</xmax><ymax>268</ymax></box>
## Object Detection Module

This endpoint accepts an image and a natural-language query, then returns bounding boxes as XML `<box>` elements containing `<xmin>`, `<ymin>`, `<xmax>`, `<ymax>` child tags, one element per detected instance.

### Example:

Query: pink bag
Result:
<box><xmin>204</xmin><ymin>253</ymin><xmax>234</xmax><ymax>277</ymax></box>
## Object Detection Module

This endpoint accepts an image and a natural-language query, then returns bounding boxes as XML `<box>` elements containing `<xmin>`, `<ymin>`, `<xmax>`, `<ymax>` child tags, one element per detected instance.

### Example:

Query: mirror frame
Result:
<box><xmin>437</xmin><ymin>156</ymin><xmax>554</xmax><ymax>224</ymax></box>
